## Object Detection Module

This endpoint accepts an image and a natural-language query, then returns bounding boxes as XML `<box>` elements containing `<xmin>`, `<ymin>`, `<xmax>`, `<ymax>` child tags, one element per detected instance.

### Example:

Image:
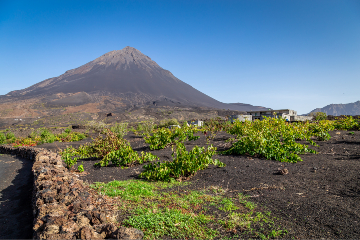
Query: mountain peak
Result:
<box><xmin>92</xmin><ymin>46</ymin><xmax>155</xmax><ymax>67</ymax></box>
<box><xmin>2</xmin><ymin>46</ymin><xmax>269</xmax><ymax>112</ymax></box>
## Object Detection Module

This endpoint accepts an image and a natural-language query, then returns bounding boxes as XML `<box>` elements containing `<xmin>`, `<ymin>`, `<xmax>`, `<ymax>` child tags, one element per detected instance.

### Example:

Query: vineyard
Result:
<box><xmin>58</xmin><ymin>116</ymin><xmax>360</xmax><ymax>181</ymax></box>
<box><xmin>1</xmin><ymin>116</ymin><xmax>359</xmax><ymax>239</ymax></box>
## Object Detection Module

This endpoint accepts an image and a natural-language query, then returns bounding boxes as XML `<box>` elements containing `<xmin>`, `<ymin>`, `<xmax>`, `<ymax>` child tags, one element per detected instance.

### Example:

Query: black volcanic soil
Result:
<box><xmin>67</xmin><ymin>130</ymin><xmax>360</xmax><ymax>239</ymax></box>
<box><xmin>0</xmin><ymin>155</ymin><xmax>33</xmax><ymax>239</ymax></box>
<box><xmin>1</xmin><ymin>129</ymin><xmax>359</xmax><ymax>239</ymax></box>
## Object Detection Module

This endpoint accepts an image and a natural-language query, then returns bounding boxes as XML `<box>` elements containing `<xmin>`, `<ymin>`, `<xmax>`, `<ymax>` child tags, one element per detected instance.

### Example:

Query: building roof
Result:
<box><xmin>246</xmin><ymin>109</ymin><xmax>292</xmax><ymax>113</ymax></box>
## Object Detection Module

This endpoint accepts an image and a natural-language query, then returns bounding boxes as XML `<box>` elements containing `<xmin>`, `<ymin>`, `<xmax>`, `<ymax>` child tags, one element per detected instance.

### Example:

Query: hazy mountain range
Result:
<box><xmin>309</xmin><ymin>101</ymin><xmax>360</xmax><ymax>116</ymax></box>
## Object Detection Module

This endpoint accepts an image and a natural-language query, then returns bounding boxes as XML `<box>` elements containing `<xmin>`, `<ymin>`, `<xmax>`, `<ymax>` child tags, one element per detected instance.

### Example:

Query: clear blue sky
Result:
<box><xmin>1</xmin><ymin>0</ymin><xmax>359</xmax><ymax>114</ymax></box>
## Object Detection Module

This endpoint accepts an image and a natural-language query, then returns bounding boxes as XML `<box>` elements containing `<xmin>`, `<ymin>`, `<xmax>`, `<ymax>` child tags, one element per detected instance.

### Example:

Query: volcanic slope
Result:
<box><xmin>4</xmin><ymin>46</ymin><xmax>266</xmax><ymax>111</ymax></box>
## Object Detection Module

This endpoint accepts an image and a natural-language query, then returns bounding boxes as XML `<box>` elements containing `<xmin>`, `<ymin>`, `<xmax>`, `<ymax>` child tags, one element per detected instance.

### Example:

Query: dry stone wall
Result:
<box><xmin>0</xmin><ymin>145</ymin><xmax>143</xmax><ymax>240</ymax></box>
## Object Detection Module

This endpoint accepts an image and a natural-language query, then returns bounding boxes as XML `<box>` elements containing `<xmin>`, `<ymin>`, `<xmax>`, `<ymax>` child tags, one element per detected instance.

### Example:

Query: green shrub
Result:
<box><xmin>140</xmin><ymin>143</ymin><xmax>225</xmax><ymax>181</ymax></box>
<box><xmin>56</xmin><ymin>132</ymin><xmax>87</xmax><ymax>142</ymax></box>
<box><xmin>39</xmin><ymin>129</ymin><xmax>56</xmax><ymax>143</ymax></box>
<box><xmin>311</xmin><ymin>112</ymin><xmax>327</xmax><ymax>121</ymax></box>
<box><xmin>59</xmin><ymin>130</ymin><xmax>158</xmax><ymax>168</ymax></box>
<box><xmin>78</xmin><ymin>164</ymin><xmax>84</xmax><ymax>173</ymax></box>
<box><xmin>0</xmin><ymin>133</ymin><xmax>6</xmax><ymax>144</ymax></box>
<box><xmin>139</xmin><ymin>121</ymin><xmax>155</xmax><ymax>135</ymax></box>
<box><xmin>6</xmin><ymin>132</ymin><xmax>15</xmax><ymax>139</ymax></box>
<box><xmin>85</xmin><ymin>120</ymin><xmax>107</xmax><ymax>133</ymax></box>
<box><xmin>156</xmin><ymin>119</ymin><xmax>179</xmax><ymax>129</ymax></box>
<box><xmin>65</xmin><ymin>127</ymin><xmax>72</xmax><ymax>134</ymax></box>
<box><xmin>223</xmin><ymin>117</ymin><xmax>333</xmax><ymax>163</ymax></box>
<box><xmin>110</xmin><ymin>122</ymin><xmax>129</xmax><ymax>138</ymax></box>
<box><xmin>333</xmin><ymin>116</ymin><xmax>360</xmax><ymax>130</ymax></box>
<box><xmin>144</xmin><ymin>126</ymin><xmax>200</xmax><ymax>150</ymax></box>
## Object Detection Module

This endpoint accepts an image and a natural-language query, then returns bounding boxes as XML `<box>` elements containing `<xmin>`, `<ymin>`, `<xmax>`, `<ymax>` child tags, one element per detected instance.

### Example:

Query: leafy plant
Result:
<box><xmin>90</xmin><ymin>180</ymin><xmax>286</xmax><ymax>240</ymax></box>
<box><xmin>59</xmin><ymin>130</ymin><xmax>158</xmax><ymax>168</ymax></box>
<box><xmin>39</xmin><ymin>129</ymin><xmax>57</xmax><ymax>143</ymax></box>
<box><xmin>0</xmin><ymin>133</ymin><xmax>6</xmax><ymax>144</ymax></box>
<box><xmin>85</xmin><ymin>120</ymin><xmax>107</xmax><ymax>133</ymax></box>
<box><xmin>6</xmin><ymin>132</ymin><xmax>15</xmax><ymax>140</ymax></box>
<box><xmin>156</xmin><ymin>119</ymin><xmax>179</xmax><ymax>129</ymax></box>
<box><xmin>110</xmin><ymin>122</ymin><xmax>129</xmax><ymax>138</ymax></box>
<box><xmin>12</xmin><ymin>137</ymin><xmax>37</xmax><ymax>147</ymax></box>
<box><xmin>223</xmin><ymin>117</ymin><xmax>328</xmax><ymax>163</ymax></box>
<box><xmin>65</xmin><ymin>127</ymin><xmax>72</xmax><ymax>134</ymax></box>
<box><xmin>140</xmin><ymin>143</ymin><xmax>225</xmax><ymax>182</ymax></box>
<box><xmin>310</xmin><ymin>112</ymin><xmax>327</xmax><ymax>121</ymax></box>
<box><xmin>134</xmin><ymin>121</ymin><xmax>155</xmax><ymax>136</ymax></box>
<box><xmin>144</xmin><ymin>126</ymin><xmax>200</xmax><ymax>150</ymax></box>
<box><xmin>77</xmin><ymin>164</ymin><xmax>84</xmax><ymax>173</ymax></box>
<box><xmin>333</xmin><ymin>116</ymin><xmax>360</xmax><ymax>130</ymax></box>
<box><xmin>56</xmin><ymin>131</ymin><xmax>87</xmax><ymax>142</ymax></box>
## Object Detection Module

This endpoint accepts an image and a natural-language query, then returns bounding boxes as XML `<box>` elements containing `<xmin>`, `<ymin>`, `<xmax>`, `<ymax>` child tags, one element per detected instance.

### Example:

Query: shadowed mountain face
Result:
<box><xmin>309</xmin><ymin>101</ymin><xmax>360</xmax><ymax>116</ymax></box>
<box><xmin>4</xmin><ymin>46</ymin><xmax>267</xmax><ymax>111</ymax></box>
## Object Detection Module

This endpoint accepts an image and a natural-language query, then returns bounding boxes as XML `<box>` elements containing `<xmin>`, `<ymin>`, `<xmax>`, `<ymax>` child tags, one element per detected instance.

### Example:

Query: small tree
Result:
<box><xmin>310</xmin><ymin>112</ymin><xmax>327</xmax><ymax>121</ymax></box>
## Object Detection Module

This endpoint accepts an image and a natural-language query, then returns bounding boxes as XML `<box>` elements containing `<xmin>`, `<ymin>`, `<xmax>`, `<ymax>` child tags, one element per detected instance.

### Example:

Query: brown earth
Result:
<box><xmin>0</xmin><ymin>106</ymin><xmax>243</xmax><ymax>129</ymax></box>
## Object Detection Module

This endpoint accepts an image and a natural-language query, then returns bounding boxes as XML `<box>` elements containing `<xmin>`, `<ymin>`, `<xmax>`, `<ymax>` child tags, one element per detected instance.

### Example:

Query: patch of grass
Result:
<box><xmin>90</xmin><ymin>180</ymin><xmax>287</xmax><ymax>240</ymax></box>
<box><xmin>124</xmin><ymin>208</ymin><xmax>217</xmax><ymax>239</ymax></box>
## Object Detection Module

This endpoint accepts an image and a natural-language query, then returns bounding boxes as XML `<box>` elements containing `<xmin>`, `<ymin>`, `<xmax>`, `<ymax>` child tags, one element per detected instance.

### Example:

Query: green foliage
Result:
<box><xmin>311</xmin><ymin>112</ymin><xmax>327</xmax><ymax>121</ymax></box>
<box><xmin>134</xmin><ymin>121</ymin><xmax>155</xmax><ymax>136</ymax></box>
<box><xmin>333</xmin><ymin>116</ymin><xmax>360</xmax><ymax>130</ymax></box>
<box><xmin>65</xmin><ymin>127</ymin><xmax>72</xmax><ymax>134</ymax></box>
<box><xmin>61</xmin><ymin>146</ymin><xmax>79</xmax><ymax>169</ymax></box>
<box><xmin>110</xmin><ymin>122</ymin><xmax>129</xmax><ymax>138</ymax></box>
<box><xmin>308</xmin><ymin>120</ymin><xmax>334</xmax><ymax>141</ymax></box>
<box><xmin>124</xmin><ymin>208</ymin><xmax>217</xmax><ymax>239</ymax></box>
<box><xmin>224</xmin><ymin>117</ymin><xmax>329</xmax><ymax>163</ymax></box>
<box><xmin>144</xmin><ymin>125</ymin><xmax>200</xmax><ymax>150</ymax></box>
<box><xmin>39</xmin><ymin>129</ymin><xmax>57</xmax><ymax>143</ymax></box>
<box><xmin>218</xmin><ymin>198</ymin><xmax>239</xmax><ymax>212</ymax></box>
<box><xmin>0</xmin><ymin>133</ymin><xmax>6</xmax><ymax>144</ymax></box>
<box><xmin>156</xmin><ymin>118</ymin><xmax>179</xmax><ymax>129</ymax></box>
<box><xmin>6</xmin><ymin>132</ymin><xmax>15</xmax><ymax>140</ymax></box>
<box><xmin>56</xmin><ymin>131</ymin><xmax>87</xmax><ymax>142</ymax></box>
<box><xmin>140</xmin><ymin>143</ymin><xmax>225</xmax><ymax>182</ymax></box>
<box><xmin>85</xmin><ymin>120</ymin><xmax>107</xmax><ymax>133</ymax></box>
<box><xmin>60</xmin><ymin>131</ymin><xmax>158</xmax><ymax>168</ymax></box>
<box><xmin>90</xmin><ymin>180</ymin><xmax>286</xmax><ymax>240</ymax></box>
<box><xmin>77</xmin><ymin>164</ymin><xmax>84</xmax><ymax>173</ymax></box>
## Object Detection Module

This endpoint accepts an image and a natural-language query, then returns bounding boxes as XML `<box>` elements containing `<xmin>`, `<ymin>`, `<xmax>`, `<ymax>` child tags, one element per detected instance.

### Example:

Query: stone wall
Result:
<box><xmin>0</xmin><ymin>145</ymin><xmax>143</xmax><ymax>240</ymax></box>
<box><xmin>293</xmin><ymin>116</ymin><xmax>314</xmax><ymax>121</ymax></box>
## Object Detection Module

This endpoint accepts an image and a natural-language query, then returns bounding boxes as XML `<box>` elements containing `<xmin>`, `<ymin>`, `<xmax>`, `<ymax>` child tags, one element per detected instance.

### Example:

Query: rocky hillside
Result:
<box><xmin>309</xmin><ymin>100</ymin><xmax>360</xmax><ymax>116</ymax></box>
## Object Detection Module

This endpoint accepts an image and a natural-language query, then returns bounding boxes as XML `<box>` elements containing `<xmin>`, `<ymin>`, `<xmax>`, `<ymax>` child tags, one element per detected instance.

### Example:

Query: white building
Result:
<box><xmin>229</xmin><ymin>115</ymin><xmax>252</xmax><ymax>123</ymax></box>
<box><xmin>187</xmin><ymin>120</ymin><xmax>204</xmax><ymax>127</ymax></box>
<box><xmin>246</xmin><ymin>109</ymin><xmax>312</xmax><ymax>121</ymax></box>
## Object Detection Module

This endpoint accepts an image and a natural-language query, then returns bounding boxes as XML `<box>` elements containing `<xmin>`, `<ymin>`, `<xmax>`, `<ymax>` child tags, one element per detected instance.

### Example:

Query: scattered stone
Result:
<box><xmin>276</xmin><ymin>168</ymin><xmax>289</xmax><ymax>175</ymax></box>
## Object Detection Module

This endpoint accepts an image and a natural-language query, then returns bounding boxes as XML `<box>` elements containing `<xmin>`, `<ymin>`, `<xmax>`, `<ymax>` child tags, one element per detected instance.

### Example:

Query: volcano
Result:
<box><xmin>3</xmin><ymin>46</ymin><xmax>267</xmax><ymax>111</ymax></box>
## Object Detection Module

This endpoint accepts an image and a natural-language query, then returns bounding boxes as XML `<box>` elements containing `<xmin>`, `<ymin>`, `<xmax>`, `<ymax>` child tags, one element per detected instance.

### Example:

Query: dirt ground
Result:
<box><xmin>0</xmin><ymin>154</ymin><xmax>33</xmax><ymax>239</ymax></box>
<box><xmin>70</xmin><ymin>130</ymin><xmax>360</xmax><ymax>239</ymax></box>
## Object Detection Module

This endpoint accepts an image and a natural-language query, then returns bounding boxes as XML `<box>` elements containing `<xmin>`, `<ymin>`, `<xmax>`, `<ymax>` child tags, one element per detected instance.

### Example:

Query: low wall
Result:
<box><xmin>0</xmin><ymin>145</ymin><xmax>143</xmax><ymax>240</ymax></box>
<box><xmin>293</xmin><ymin>116</ymin><xmax>313</xmax><ymax>121</ymax></box>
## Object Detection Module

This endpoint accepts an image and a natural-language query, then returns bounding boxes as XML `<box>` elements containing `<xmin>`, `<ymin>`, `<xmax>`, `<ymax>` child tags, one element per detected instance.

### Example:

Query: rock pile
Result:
<box><xmin>0</xmin><ymin>145</ymin><xmax>144</xmax><ymax>239</ymax></box>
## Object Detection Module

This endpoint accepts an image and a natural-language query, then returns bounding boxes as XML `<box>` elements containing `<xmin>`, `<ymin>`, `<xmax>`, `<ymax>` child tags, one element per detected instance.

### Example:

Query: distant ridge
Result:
<box><xmin>3</xmin><ymin>46</ymin><xmax>268</xmax><ymax>112</ymax></box>
<box><xmin>309</xmin><ymin>100</ymin><xmax>360</xmax><ymax>116</ymax></box>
